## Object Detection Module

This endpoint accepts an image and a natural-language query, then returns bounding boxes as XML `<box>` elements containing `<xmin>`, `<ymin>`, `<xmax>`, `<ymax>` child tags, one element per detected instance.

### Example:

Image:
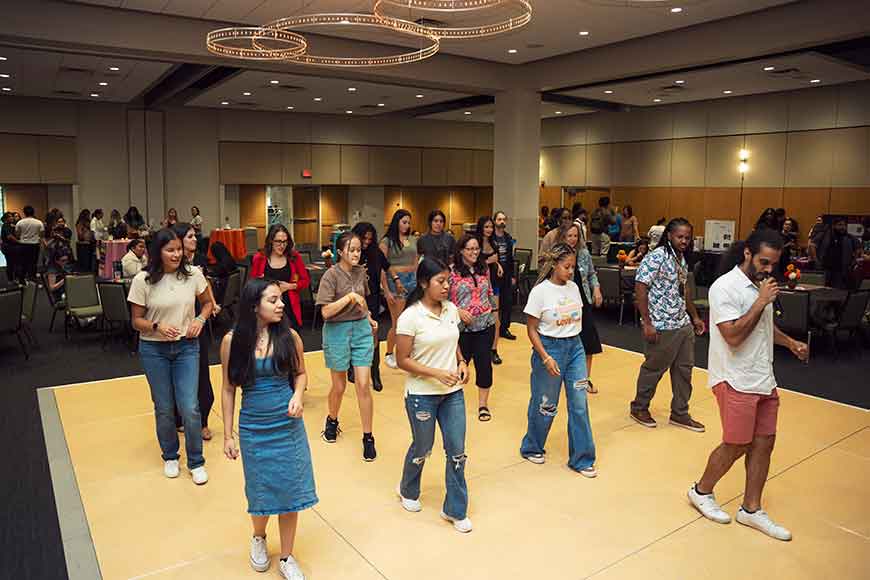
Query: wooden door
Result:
<box><xmin>239</xmin><ymin>184</ymin><xmax>267</xmax><ymax>247</ymax></box>
<box><xmin>292</xmin><ymin>186</ymin><xmax>319</xmax><ymax>249</ymax></box>
<box><xmin>320</xmin><ymin>186</ymin><xmax>348</xmax><ymax>247</ymax></box>
<box><xmin>3</xmin><ymin>184</ymin><xmax>48</xmax><ymax>219</ymax></box>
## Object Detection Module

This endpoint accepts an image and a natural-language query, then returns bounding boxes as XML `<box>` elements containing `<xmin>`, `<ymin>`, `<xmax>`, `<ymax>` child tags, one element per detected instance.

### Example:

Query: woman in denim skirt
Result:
<box><xmin>316</xmin><ymin>231</ymin><xmax>379</xmax><ymax>461</ymax></box>
<box><xmin>380</xmin><ymin>209</ymin><xmax>419</xmax><ymax>370</ymax></box>
<box><xmin>519</xmin><ymin>243</ymin><xmax>597</xmax><ymax>477</ymax></box>
<box><xmin>128</xmin><ymin>228</ymin><xmax>214</xmax><ymax>484</ymax></box>
<box><xmin>221</xmin><ymin>279</ymin><xmax>317</xmax><ymax>580</ymax></box>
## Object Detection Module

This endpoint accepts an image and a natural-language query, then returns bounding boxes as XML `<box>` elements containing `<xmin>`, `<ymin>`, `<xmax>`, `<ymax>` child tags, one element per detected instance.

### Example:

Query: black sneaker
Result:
<box><xmin>500</xmin><ymin>329</ymin><xmax>517</xmax><ymax>340</ymax></box>
<box><xmin>491</xmin><ymin>350</ymin><xmax>502</xmax><ymax>365</ymax></box>
<box><xmin>322</xmin><ymin>416</ymin><xmax>340</xmax><ymax>443</ymax></box>
<box><xmin>362</xmin><ymin>434</ymin><xmax>377</xmax><ymax>461</ymax></box>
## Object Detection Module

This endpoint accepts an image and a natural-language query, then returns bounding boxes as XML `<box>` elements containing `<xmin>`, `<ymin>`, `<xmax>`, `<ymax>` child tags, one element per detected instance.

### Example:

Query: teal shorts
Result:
<box><xmin>322</xmin><ymin>317</ymin><xmax>375</xmax><ymax>371</ymax></box>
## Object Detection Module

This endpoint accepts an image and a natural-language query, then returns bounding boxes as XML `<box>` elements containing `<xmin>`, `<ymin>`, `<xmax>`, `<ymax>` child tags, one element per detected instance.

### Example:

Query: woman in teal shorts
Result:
<box><xmin>316</xmin><ymin>231</ymin><xmax>379</xmax><ymax>461</ymax></box>
<box><xmin>379</xmin><ymin>209</ymin><xmax>419</xmax><ymax>370</ymax></box>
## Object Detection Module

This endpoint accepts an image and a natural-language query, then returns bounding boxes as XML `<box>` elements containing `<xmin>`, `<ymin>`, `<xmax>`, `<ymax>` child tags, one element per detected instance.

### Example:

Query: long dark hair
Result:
<box><xmin>76</xmin><ymin>209</ymin><xmax>91</xmax><ymax>228</ymax></box>
<box><xmin>228</xmin><ymin>278</ymin><xmax>298</xmax><ymax>387</ymax></box>
<box><xmin>475</xmin><ymin>215</ymin><xmax>494</xmax><ymax>250</ymax></box>
<box><xmin>717</xmin><ymin>228</ymin><xmax>784</xmax><ymax>278</ymax></box>
<box><xmin>656</xmin><ymin>217</ymin><xmax>693</xmax><ymax>256</ymax></box>
<box><xmin>427</xmin><ymin>209</ymin><xmax>446</xmax><ymax>230</ymax></box>
<box><xmin>404</xmin><ymin>257</ymin><xmax>448</xmax><ymax>310</ymax></box>
<box><xmin>210</xmin><ymin>241</ymin><xmax>238</xmax><ymax>277</ymax></box>
<box><xmin>263</xmin><ymin>223</ymin><xmax>294</xmax><ymax>258</ymax></box>
<box><xmin>385</xmin><ymin>209</ymin><xmax>411</xmax><ymax>252</ymax></box>
<box><xmin>352</xmin><ymin>221</ymin><xmax>379</xmax><ymax>268</ymax></box>
<box><xmin>452</xmin><ymin>233</ymin><xmax>487</xmax><ymax>279</ymax></box>
<box><xmin>124</xmin><ymin>206</ymin><xmax>143</xmax><ymax>226</ymax></box>
<box><xmin>144</xmin><ymin>228</ymin><xmax>192</xmax><ymax>285</ymax></box>
<box><xmin>755</xmin><ymin>207</ymin><xmax>777</xmax><ymax>230</ymax></box>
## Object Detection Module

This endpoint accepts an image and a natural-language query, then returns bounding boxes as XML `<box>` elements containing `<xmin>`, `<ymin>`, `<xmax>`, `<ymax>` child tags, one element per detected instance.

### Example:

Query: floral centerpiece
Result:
<box><xmin>617</xmin><ymin>249</ymin><xmax>628</xmax><ymax>267</ymax></box>
<box><xmin>321</xmin><ymin>248</ymin><xmax>334</xmax><ymax>267</ymax></box>
<box><xmin>785</xmin><ymin>263</ymin><xmax>801</xmax><ymax>289</ymax></box>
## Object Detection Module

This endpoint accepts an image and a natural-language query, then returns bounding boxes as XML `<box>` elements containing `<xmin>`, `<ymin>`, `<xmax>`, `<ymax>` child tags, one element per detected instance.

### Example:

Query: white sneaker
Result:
<box><xmin>163</xmin><ymin>459</ymin><xmax>180</xmax><ymax>478</ymax></box>
<box><xmin>249</xmin><ymin>536</ymin><xmax>270</xmax><ymax>572</ymax></box>
<box><xmin>385</xmin><ymin>353</ymin><xmax>398</xmax><ymax>369</ymax></box>
<box><xmin>736</xmin><ymin>507</ymin><xmax>792</xmax><ymax>541</ymax></box>
<box><xmin>279</xmin><ymin>555</ymin><xmax>306</xmax><ymax>580</ymax></box>
<box><xmin>397</xmin><ymin>485</ymin><xmax>422</xmax><ymax>512</ymax></box>
<box><xmin>687</xmin><ymin>484</ymin><xmax>731</xmax><ymax>524</ymax></box>
<box><xmin>524</xmin><ymin>453</ymin><xmax>546</xmax><ymax>464</ymax></box>
<box><xmin>579</xmin><ymin>466</ymin><xmax>598</xmax><ymax>478</ymax></box>
<box><xmin>190</xmin><ymin>466</ymin><xmax>209</xmax><ymax>485</ymax></box>
<box><xmin>440</xmin><ymin>511</ymin><xmax>473</xmax><ymax>533</ymax></box>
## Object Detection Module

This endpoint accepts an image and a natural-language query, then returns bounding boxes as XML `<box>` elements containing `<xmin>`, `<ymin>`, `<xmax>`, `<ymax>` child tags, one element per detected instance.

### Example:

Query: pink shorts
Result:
<box><xmin>712</xmin><ymin>382</ymin><xmax>779</xmax><ymax>445</ymax></box>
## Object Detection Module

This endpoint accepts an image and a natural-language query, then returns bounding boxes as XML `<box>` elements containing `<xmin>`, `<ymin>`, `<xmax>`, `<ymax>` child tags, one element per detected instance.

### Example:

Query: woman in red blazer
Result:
<box><xmin>249</xmin><ymin>224</ymin><xmax>310</xmax><ymax>329</ymax></box>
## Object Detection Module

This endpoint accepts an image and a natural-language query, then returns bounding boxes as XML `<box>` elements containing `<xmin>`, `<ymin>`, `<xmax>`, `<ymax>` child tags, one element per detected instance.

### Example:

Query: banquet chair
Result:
<box><xmin>0</xmin><ymin>287</ymin><xmax>28</xmax><ymax>360</ymax></box>
<box><xmin>64</xmin><ymin>274</ymin><xmax>104</xmax><ymax>340</ymax></box>
<box><xmin>20</xmin><ymin>281</ymin><xmax>39</xmax><ymax>348</ymax></box>
<box><xmin>98</xmin><ymin>282</ymin><xmax>135</xmax><ymax>353</ymax></box>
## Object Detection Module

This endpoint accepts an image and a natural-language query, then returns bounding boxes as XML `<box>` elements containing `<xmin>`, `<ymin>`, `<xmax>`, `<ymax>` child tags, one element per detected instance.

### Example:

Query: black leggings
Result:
<box><xmin>175</xmin><ymin>327</ymin><xmax>215</xmax><ymax>429</ymax></box>
<box><xmin>459</xmin><ymin>325</ymin><xmax>495</xmax><ymax>389</ymax></box>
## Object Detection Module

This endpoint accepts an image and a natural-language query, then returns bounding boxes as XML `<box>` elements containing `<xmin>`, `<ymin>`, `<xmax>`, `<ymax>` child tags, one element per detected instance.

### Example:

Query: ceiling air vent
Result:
<box><xmin>658</xmin><ymin>85</ymin><xmax>685</xmax><ymax>94</ymax></box>
<box><xmin>359</xmin><ymin>104</ymin><xmax>380</xmax><ymax>110</ymax></box>
<box><xmin>236</xmin><ymin>101</ymin><xmax>258</xmax><ymax>107</ymax></box>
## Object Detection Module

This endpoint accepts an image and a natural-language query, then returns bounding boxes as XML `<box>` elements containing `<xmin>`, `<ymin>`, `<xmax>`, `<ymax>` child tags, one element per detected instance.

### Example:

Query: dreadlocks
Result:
<box><xmin>656</xmin><ymin>217</ymin><xmax>693</xmax><ymax>256</ymax></box>
<box><xmin>535</xmin><ymin>242</ymin><xmax>577</xmax><ymax>286</ymax></box>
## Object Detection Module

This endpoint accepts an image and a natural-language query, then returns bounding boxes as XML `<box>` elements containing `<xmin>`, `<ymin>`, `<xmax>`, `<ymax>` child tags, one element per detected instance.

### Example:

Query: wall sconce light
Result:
<box><xmin>738</xmin><ymin>149</ymin><xmax>749</xmax><ymax>161</ymax></box>
<box><xmin>738</xmin><ymin>161</ymin><xmax>749</xmax><ymax>173</ymax></box>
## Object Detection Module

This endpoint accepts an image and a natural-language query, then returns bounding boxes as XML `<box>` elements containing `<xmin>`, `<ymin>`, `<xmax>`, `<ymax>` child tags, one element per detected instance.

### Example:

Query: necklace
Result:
<box><xmin>256</xmin><ymin>331</ymin><xmax>270</xmax><ymax>352</ymax></box>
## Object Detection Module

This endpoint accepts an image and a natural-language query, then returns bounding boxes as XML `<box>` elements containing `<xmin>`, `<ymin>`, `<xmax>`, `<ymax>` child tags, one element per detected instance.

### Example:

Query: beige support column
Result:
<box><xmin>494</xmin><ymin>89</ymin><xmax>541</xmax><ymax>261</ymax></box>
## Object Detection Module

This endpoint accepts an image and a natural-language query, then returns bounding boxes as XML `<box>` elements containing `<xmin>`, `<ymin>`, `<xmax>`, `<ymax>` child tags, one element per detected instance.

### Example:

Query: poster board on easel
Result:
<box><xmin>704</xmin><ymin>220</ymin><xmax>735</xmax><ymax>252</ymax></box>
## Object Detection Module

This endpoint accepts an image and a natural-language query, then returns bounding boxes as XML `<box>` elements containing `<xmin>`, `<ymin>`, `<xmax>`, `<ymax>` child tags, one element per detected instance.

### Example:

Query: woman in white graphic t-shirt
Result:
<box><xmin>519</xmin><ymin>243</ymin><xmax>598</xmax><ymax>478</ymax></box>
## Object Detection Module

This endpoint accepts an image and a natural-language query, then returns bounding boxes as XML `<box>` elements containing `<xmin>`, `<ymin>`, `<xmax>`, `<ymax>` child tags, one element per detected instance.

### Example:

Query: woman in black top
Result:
<box><xmin>208</xmin><ymin>241</ymin><xmax>238</xmax><ymax>304</ymax></box>
<box><xmin>475</xmin><ymin>215</ymin><xmax>503</xmax><ymax>365</ymax></box>
<box><xmin>346</xmin><ymin>221</ymin><xmax>388</xmax><ymax>392</ymax></box>
<box><xmin>1</xmin><ymin>212</ymin><xmax>18</xmax><ymax>283</ymax></box>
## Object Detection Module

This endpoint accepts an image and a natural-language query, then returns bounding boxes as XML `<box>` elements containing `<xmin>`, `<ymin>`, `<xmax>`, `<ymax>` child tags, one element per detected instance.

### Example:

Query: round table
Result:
<box><xmin>208</xmin><ymin>229</ymin><xmax>247</xmax><ymax>262</ymax></box>
<box><xmin>100</xmin><ymin>239</ymin><xmax>131</xmax><ymax>279</ymax></box>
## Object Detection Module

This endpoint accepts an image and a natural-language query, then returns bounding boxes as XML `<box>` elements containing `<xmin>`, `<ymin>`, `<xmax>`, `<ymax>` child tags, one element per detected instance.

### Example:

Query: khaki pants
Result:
<box><xmin>631</xmin><ymin>324</ymin><xmax>695</xmax><ymax>418</ymax></box>
<box><xmin>590</xmin><ymin>233</ymin><xmax>610</xmax><ymax>256</ymax></box>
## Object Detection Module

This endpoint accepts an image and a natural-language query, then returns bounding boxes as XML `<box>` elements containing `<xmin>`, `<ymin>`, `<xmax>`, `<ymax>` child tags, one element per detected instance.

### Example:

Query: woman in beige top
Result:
<box><xmin>620</xmin><ymin>205</ymin><xmax>639</xmax><ymax>242</ymax></box>
<box><xmin>379</xmin><ymin>209</ymin><xmax>419</xmax><ymax>370</ymax></box>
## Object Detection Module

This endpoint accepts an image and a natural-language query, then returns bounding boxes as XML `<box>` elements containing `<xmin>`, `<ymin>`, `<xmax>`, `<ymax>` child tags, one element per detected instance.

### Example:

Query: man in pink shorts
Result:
<box><xmin>687</xmin><ymin>229</ymin><xmax>808</xmax><ymax>541</ymax></box>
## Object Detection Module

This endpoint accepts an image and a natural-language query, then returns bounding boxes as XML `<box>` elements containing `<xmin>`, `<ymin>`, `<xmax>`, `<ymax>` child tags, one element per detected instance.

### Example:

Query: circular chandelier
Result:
<box><xmin>205</xmin><ymin>27</ymin><xmax>307</xmax><ymax>60</ymax></box>
<box><xmin>373</xmin><ymin>0</ymin><xmax>533</xmax><ymax>39</ymax></box>
<box><xmin>259</xmin><ymin>13</ymin><xmax>440</xmax><ymax>67</ymax></box>
<box><xmin>206</xmin><ymin>1</ymin><xmax>533</xmax><ymax>67</ymax></box>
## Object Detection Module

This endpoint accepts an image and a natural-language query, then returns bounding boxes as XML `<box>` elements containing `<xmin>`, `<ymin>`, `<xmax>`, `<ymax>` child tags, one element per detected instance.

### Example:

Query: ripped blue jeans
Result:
<box><xmin>400</xmin><ymin>389</ymin><xmax>468</xmax><ymax>520</ymax></box>
<box><xmin>520</xmin><ymin>335</ymin><xmax>596</xmax><ymax>472</ymax></box>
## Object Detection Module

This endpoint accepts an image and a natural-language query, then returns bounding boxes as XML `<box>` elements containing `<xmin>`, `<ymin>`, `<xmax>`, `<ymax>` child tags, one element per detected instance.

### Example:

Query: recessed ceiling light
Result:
<box><xmin>674</xmin><ymin>80</ymin><xmax>685</xmax><ymax>84</ymax></box>
<box><xmin>555</xmin><ymin>111</ymin><xmax>563</xmax><ymax>115</ymax></box>
<box><xmin>377</xmin><ymin>103</ymin><xmax>385</xmax><ymax>107</ymax></box>
<box><xmin>242</xmin><ymin>91</ymin><xmax>251</xmax><ymax>96</ymax></box>
<box><xmin>313</xmin><ymin>97</ymin><xmax>323</xmax><ymax>102</ymax></box>
<box><xmin>269</xmin><ymin>80</ymin><xmax>279</xmax><ymax>85</ymax></box>
<box><xmin>340</xmin><ymin>18</ymin><xmax>351</xmax><ymax>24</ymax></box>
<box><xmin>416</xmin><ymin>94</ymin><xmax>424</xmax><ymax>98</ymax></box>
<box><xmin>0</xmin><ymin>74</ymin><xmax>9</xmax><ymax>79</ymax></box>
<box><xmin>653</xmin><ymin>98</ymin><xmax>662</xmax><ymax>102</ymax></box>
<box><xmin>90</xmin><ymin>93</ymin><xmax>100</xmax><ymax>97</ymax></box>
<box><xmin>1</xmin><ymin>87</ymin><xmax>12</xmax><ymax>92</ymax></box>
<box><xmin>108</xmin><ymin>66</ymin><xmax>119</xmax><ymax>71</ymax></box>
<box><xmin>579</xmin><ymin>31</ymin><xmax>589</xmax><ymax>36</ymax></box>
<box><xmin>508</xmin><ymin>49</ymin><xmax>518</xmax><ymax>54</ymax></box>
<box><xmin>723</xmin><ymin>90</ymin><xmax>732</xmax><ymax>94</ymax></box>
<box><xmin>810</xmin><ymin>79</ymin><xmax>821</xmax><ymax>83</ymax></box>
<box><xmin>346</xmin><ymin>110</ymin><xmax>353</xmax><ymax>114</ymax></box>
<box><xmin>763</xmin><ymin>66</ymin><xmax>775</xmax><ymax>71</ymax></box>
<box><xmin>464</xmin><ymin>111</ymin><xmax>472</xmax><ymax>115</ymax></box>
<box><xmin>220</xmin><ymin>101</ymin><xmax>229</xmax><ymax>105</ymax></box>
<box><xmin>347</xmin><ymin>87</ymin><xmax>357</xmax><ymax>92</ymax></box>
<box><xmin>98</xmin><ymin>81</ymin><xmax>108</xmax><ymax>86</ymax></box>
<box><xmin>286</xmin><ymin>106</ymin><xmax>294</xmax><ymax>110</ymax></box>
<box><xmin>670</xmin><ymin>7</ymin><xmax>683</xmax><ymax>13</ymax></box>
<box><xmin>604</xmin><ymin>90</ymin><xmax>613</xmax><ymax>94</ymax></box>
<box><xmin>0</xmin><ymin>57</ymin><xmax>7</xmax><ymax>61</ymax></box>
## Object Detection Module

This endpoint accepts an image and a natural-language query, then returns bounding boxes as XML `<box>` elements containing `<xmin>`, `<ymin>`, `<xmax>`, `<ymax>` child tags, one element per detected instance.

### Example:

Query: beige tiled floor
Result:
<box><xmin>52</xmin><ymin>324</ymin><xmax>870</xmax><ymax>580</ymax></box>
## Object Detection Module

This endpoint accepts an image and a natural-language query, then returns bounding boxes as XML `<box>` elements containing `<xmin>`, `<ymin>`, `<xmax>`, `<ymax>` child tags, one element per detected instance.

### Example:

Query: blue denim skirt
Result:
<box><xmin>386</xmin><ymin>270</ymin><xmax>417</xmax><ymax>299</ymax></box>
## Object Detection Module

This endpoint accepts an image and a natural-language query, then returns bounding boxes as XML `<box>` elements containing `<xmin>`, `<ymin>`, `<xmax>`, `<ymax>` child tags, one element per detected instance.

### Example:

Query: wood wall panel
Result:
<box><xmin>671</xmin><ymin>138</ymin><xmax>706</xmax><ymax>187</ymax></box>
<box><xmin>472</xmin><ymin>150</ymin><xmax>494</xmax><ymax>186</ymax></box>
<box><xmin>829</xmin><ymin>187</ymin><xmax>870</xmax><ymax>215</ymax></box>
<box><xmin>447</xmin><ymin>149</ymin><xmax>473</xmax><ymax>185</ymax></box>
<box><xmin>340</xmin><ymin>145</ymin><xmax>369</xmax><ymax>185</ymax></box>
<box><xmin>783</xmin><ymin>188</ymin><xmax>830</xmax><ymax>244</ymax></box>
<box><xmin>239</xmin><ymin>184</ymin><xmax>267</xmax><ymax>246</ymax></box>
<box><xmin>37</xmin><ymin>136</ymin><xmax>77</xmax><ymax>183</ymax></box>
<box><xmin>383</xmin><ymin>186</ymin><xmax>403</xmax><ymax>231</ymax></box>
<box><xmin>705</xmin><ymin>135</ymin><xmax>744</xmax><ymax>188</ymax></box>
<box><xmin>309</xmin><ymin>144</ymin><xmax>340</xmax><ymax>185</ymax></box>
<box><xmin>320</xmin><ymin>186</ymin><xmax>348</xmax><ymax>223</ymax></box>
<box><xmin>449</xmin><ymin>187</ymin><xmax>477</xmax><ymax>229</ymax></box>
<box><xmin>281</xmin><ymin>143</ymin><xmax>311</xmax><ymax>184</ymax></box>
<box><xmin>743</xmin><ymin>133</ymin><xmax>787</xmax><ymax>188</ymax></box>
<box><xmin>739</xmin><ymin>188</ymin><xmax>784</xmax><ymax>239</ymax></box>
<box><xmin>668</xmin><ymin>188</ymin><xmax>706</xmax><ymax>236</ymax></box>
<box><xmin>613</xmin><ymin>187</ymin><xmax>671</xmax><ymax>234</ymax></box>
<box><xmin>421</xmin><ymin>148</ymin><xmax>449</xmax><ymax>186</ymax></box>
<box><xmin>0</xmin><ymin>134</ymin><xmax>39</xmax><ymax>183</ymax></box>
<box><xmin>785</xmin><ymin>130</ymin><xmax>833</xmax><ymax>187</ymax></box>
<box><xmin>369</xmin><ymin>147</ymin><xmax>421</xmax><ymax>185</ymax></box>
<box><xmin>539</xmin><ymin>186</ymin><xmax>562</xmax><ymax>214</ymax></box>
<box><xmin>292</xmin><ymin>186</ymin><xmax>319</xmax><ymax>247</ymax></box>
<box><xmin>703</xmin><ymin>188</ymin><xmax>742</xmax><ymax>237</ymax></box>
<box><xmin>475</xmin><ymin>188</ymin><xmax>493</xmax><ymax>223</ymax></box>
<box><xmin>2</xmin><ymin>184</ymin><xmax>48</xmax><ymax>217</ymax></box>
<box><xmin>220</xmin><ymin>142</ymin><xmax>282</xmax><ymax>184</ymax></box>
<box><xmin>830</xmin><ymin>127</ymin><xmax>869</xmax><ymax>187</ymax></box>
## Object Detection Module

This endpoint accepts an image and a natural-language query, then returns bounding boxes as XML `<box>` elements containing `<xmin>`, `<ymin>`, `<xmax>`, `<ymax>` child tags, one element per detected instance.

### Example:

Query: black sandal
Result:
<box><xmin>478</xmin><ymin>406</ymin><xmax>492</xmax><ymax>422</ymax></box>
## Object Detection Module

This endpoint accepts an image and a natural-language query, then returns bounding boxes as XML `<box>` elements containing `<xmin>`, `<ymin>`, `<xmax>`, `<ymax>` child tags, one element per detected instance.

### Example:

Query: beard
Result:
<box><xmin>747</xmin><ymin>261</ymin><xmax>766</xmax><ymax>282</ymax></box>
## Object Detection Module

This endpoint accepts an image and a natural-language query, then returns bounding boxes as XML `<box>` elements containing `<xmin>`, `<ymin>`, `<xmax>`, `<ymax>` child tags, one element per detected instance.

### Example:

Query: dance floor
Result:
<box><xmin>40</xmin><ymin>323</ymin><xmax>870</xmax><ymax>580</ymax></box>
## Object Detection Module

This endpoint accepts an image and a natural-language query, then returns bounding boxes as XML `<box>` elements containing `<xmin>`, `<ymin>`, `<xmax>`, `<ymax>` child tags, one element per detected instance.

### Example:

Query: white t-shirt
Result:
<box><xmin>15</xmin><ymin>217</ymin><xmax>44</xmax><ymax>244</ymax></box>
<box><xmin>648</xmin><ymin>225</ymin><xmax>666</xmax><ymax>247</ymax></box>
<box><xmin>708</xmin><ymin>265</ymin><xmax>776</xmax><ymax>395</ymax></box>
<box><xmin>523</xmin><ymin>279</ymin><xmax>583</xmax><ymax>338</ymax></box>
<box><xmin>128</xmin><ymin>267</ymin><xmax>208</xmax><ymax>341</ymax></box>
<box><xmin>396</xmin><ymin>300</ymin><xmax>462</xmax><ymax>396</ymax></box>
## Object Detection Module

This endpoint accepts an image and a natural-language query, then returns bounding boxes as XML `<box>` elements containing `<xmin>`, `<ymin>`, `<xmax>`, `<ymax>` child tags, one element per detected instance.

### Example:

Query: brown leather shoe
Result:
<box><xmin>630</xmin><ymin>409</ymin><xmax>657</xmax><ymax>428</ymax></box>
<box><xmin>669</xmin><ymin>414</ymin><xmax>705</xmax><ymax>433</ymax></box>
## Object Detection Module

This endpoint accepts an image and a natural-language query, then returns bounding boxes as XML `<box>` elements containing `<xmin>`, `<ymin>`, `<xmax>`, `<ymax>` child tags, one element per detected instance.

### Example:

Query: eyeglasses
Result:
<box><xmin>272</xmin><ymin>239</ymin><xmax>288</xmax><ymax>245</ymax></box>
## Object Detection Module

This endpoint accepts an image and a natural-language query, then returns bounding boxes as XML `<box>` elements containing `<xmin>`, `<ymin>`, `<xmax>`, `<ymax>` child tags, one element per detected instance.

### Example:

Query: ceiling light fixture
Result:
<box><xmin>98</xmin><ymin>82</ymin><xmax>108</xmax><ymax>86</ymax></box>
<box><xmin>243</xmin><ymin>91</ymin><xmax>252</xmax><ymax>96</ymax></box>
<box><xmin>348</xmin><ymin>87</ymin><xmax>357</xmax><ymax>92</ymax></box>
<box><xmin>416</xmin><ymin>94</ymin><xmax>424</xmax><ymax>98</ymax></box>
<box><xmin>670</xmin><ymin>7</ymin><xmax>683</xmax><ymax>13</ymax></box>
<box><xmin>346</xmin><ymin>110</ymin><xmax>353</xmax><ymax>114</ymax></box>
<box><xmin>604</xmin><ymin>89</ymin><xmax>613</xmax><ymax>94</ymax></box>
<box><xmin>90</xmin><ymin>93</ymin><xmax>100</xmax><ymax>97</ymax></box>
<box><xmin>221</xmin><ymin>101</ymin><xmax>230</xmax><ymax>105</ymax></box>
<box><xmin>464</xmin><ymin>111</ymin><xmax>472</xmax><ymax>115</ymax></box>
<box><xmin>763</xmin><ymin>66</ymin><xmax>775</xmax><ymax>71</ymax></box>
<box><xmin>674</xmin><ymin>80</ymin><xmax>685</xmax><ymax>84</ymax></box>
<box><xmin>810</xmin><ymin>79</ymin><xmax>821</xmax><ymax>83</ymax></box>
<box><xmin>286</xmin><ymin>106</ymin><xmax>294</xmax><ymax>110</ymax></box>
<box><xmin>313</xmin><ymin>97</ymin><xmax>323</xmax><ymax>101</ymax></box>
<box><xmin>0</xmin><ymin>74</ymin><xmax>9</xmax><ymax>79</ymax></box>
<box><xmin>653</xmin><ymin>98</ymin><xmax>662</xmax><ymax>102</ymax></box>
<box><xmin>1</xmin><ymin>87</ymin><xmax>12</xmax><ymax>92</ymax></box>
<box><xmin>207</xmin><ymin>26</ymin><xmax>307</xmax><ymax>60</ymax></box>
<box><xmin>270</xmin><ymin>80</ymin><xmax>280</xmax><ymax>84</ymax></box>
<box><xmin>108</xmin><ymin>66</ymin><xmax>119</xmax><ymax>71</ymax></box>
<box><xmin>579</xmin><ymin>31</ymin><xmax>589</xmax><ymax>36</ymax></box>
<box><xmin>722</xmin><ymin>90</ymin><xmax>732</xmax><ymax>94</ymax></box>
<box><xmin>508</xmin><ymin>49</ymin><xmax>518</xmax><ymax>54</ymax></box>
<box><xmin>377</xmin><ymin>103</ymin><xmax>385</xmax><ymax>107</ymax></box>
<box><xmin>372</xmin><ymin>0</ymin><xmax>532</xmax><ymax>40</ymax></box>
<box><xmin>555</xmin><ymin>111</ymin><xmax>563</xmax><ymax>115</ymax></box>
<box><xmin>0</xmin><ymin>57</ymin><xmax>7</xmax><ymax>61</ymax></box>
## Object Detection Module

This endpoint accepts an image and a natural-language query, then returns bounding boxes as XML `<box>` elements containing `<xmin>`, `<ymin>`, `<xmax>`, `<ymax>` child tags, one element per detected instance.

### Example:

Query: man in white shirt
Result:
<box><xmin>14</xmin><ymin>206</ymin><xmax>44</xmax><ymax>281</ymax></box>
<box><xmin>688</xmin><ymin>229</ymin><xmax>808</xmax><ymax>541</ymax></box>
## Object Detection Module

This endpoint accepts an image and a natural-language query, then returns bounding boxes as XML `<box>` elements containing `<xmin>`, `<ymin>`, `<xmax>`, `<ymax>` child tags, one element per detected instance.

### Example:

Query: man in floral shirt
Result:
<box><xmin>630</xmin><ymin>218</ymin><xmax>706</xmax><ymax>431</ymax></box>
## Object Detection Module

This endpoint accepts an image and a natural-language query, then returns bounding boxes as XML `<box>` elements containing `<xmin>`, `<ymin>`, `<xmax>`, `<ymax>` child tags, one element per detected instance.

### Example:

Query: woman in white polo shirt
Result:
<box><xmin>520</xmin><ymin>242</ymin><xmax>597</xmax><ymax>477</ymax></box>
<box><xmin>128</xmin><ymin>228</ymin><xmax>214</xmax><ymax>485</ymax></box>
<box><xmin>395</xmin><ymin>257</ymin><xmax>472</xmax><ymax>533</ymax></box>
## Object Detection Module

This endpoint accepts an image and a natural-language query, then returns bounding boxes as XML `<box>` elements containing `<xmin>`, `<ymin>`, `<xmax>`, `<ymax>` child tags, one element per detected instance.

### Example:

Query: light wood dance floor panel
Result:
<box><xmin>49</xmin><ymin>323</ymin><xmax>870</xmax><ymax>580</ymax></box>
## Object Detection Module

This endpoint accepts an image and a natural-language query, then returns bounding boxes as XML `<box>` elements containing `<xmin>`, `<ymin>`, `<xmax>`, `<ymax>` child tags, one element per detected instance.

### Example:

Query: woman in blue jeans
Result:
<box><xmin>520</xmin><ymin>242</ymin><xmax>597</xmax><ymax>477</ymax></box>
<box><xmin>129</xmin><ymin>228</ymin><xmax>214</xmax><ymax>484</ymax></box>
<box><xmin>395</xmin><ymin>257</ymin><xmax>472</xmax><ymax>533</ymax></box>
